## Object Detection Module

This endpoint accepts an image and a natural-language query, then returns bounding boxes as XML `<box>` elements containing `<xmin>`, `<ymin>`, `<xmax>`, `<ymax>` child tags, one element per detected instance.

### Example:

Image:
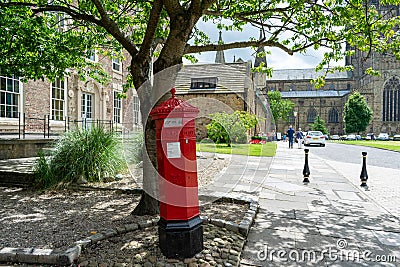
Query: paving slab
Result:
<box><xmin>241</xmin><ymin>141</ymin><xmax>400</xmax><ymax>266</ymax></box>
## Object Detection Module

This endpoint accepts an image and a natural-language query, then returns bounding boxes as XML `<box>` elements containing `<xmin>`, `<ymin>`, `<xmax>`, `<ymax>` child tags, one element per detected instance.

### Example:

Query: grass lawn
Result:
<box><xmin>196</xmin><ymin>142</ymin><xmax>277</xmax><ymax>157</ymax></box>
<box><xmin>330</xmin><ymin>140</ymin><xmax>400</xmax><ymax>152</ymax></box>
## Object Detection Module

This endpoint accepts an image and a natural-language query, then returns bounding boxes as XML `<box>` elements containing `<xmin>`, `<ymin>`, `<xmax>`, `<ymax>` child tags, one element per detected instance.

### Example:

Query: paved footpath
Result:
<box><xmin>236</xmin><ymin>141</ymin><xmax>400</xmax><ymax>267</ymax></box>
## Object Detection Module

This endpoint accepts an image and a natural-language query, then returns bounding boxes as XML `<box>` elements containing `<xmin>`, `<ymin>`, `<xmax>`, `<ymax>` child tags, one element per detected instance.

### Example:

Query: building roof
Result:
<box><xmin>175</xmin><ymin>62</ymin><xmax>250</xmax><ymax>94</ymax></box>
<box><xmin>267</xmin><ymin>69</ymin><xmax>352</xmax><ymax>81</ymax></box>
<box><xmin>280</xmin><ymin>90</ymin><xmax>351</xmax><ymax>98</ymax></box>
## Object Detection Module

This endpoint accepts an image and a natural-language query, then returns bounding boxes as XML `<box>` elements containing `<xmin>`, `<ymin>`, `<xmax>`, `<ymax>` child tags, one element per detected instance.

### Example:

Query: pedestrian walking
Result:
<box><xmin>287</xmin><ymin>125</ymin><xmax>295</xmax><ymax>149</ymax></box>
<box><xmin>296</xmin><ymin>127</ymin><xmax>304</xmax><ymax>149</ymax></box>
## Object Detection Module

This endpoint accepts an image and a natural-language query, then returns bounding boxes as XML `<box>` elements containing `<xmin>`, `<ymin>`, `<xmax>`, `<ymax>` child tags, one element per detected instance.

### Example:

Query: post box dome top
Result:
<box><xmin>150</xmin><ymin>88</ymin><xmax>199</xmax><ymax>118</ymax></box>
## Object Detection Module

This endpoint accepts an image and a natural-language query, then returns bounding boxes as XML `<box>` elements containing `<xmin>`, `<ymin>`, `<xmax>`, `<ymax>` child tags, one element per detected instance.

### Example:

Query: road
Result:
<box><xmin>300</xmin><ymin>141</ymin><xmax>400</xmax><ymax>218</ymax></box>
<box><xmin>303</xmin><ymin>141</ymin><xmax>400</xmax><ymax>169</ymax></box>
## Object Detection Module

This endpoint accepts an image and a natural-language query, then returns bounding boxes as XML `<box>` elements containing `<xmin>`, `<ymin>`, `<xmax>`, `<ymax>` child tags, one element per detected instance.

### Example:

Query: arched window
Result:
<box><xmin>383</xmin><ymin>76</ymin><xmax>400</xmax><ymax>122</ymax></box>
<box><xmin>307</xmin><ymin>108</ymin><xmax>317</xmax><ymax>123</ymax></box>
<box><xmin>328</xmin><ymin>108</ymin><xmax>339</xmax><ymax>123</ymax></box>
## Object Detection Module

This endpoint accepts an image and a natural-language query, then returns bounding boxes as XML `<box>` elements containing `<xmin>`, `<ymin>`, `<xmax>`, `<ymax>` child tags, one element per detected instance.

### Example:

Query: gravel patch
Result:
<box><xmin>0</xmin><ymin>188</ymin><xmax>142</xmax><ymax>251</ymax></box>
<box><xmin>0</xmin><ymin>155</ymin><xmax>237</xmax><ymax>250</ymax></box>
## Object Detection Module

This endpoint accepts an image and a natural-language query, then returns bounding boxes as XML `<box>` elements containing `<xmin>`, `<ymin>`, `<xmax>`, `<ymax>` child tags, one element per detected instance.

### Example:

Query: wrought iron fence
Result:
<box><xmin>0</xmin><ymin>113</ymin><xmax>139</xmax><ymax>139</ymax></box>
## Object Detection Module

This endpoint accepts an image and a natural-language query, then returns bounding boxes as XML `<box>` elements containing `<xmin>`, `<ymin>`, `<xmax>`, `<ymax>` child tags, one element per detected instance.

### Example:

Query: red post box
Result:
<box><xmin>150</xmin><ymin>88</ymin><xmax>203</xmax><ymax>258</ymax></box>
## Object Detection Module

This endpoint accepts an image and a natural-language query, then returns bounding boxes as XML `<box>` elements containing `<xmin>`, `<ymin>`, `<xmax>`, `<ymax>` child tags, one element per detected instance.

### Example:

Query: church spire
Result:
<box><xmin>215</xmin><ymin>31</ymin><xmax>226</xmax><ymax>64</ymax></box>
<box><xmin>254</xmin><ymin>29</ymin><xmax>267</xmax><ymax>67</ymax></box>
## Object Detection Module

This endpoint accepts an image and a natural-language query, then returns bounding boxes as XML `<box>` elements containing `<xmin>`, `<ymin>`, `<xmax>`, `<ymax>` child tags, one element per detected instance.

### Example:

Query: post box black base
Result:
<box><xmin>158</xmin><ymin>215</ymin><xmax>203</xmax><ymax>259</ymax></box>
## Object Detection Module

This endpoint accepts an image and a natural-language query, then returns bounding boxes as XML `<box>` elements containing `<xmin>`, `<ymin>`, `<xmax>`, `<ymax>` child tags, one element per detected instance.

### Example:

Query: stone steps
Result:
<box><xmin>0</xmin><ymin>171</ymin><xmax>35</xmax><ymax>187</ymax></box>
<box><xmin>0</xmin><ymin>158</ymin><xmax>36</xmax><ymax>187</ymax></box>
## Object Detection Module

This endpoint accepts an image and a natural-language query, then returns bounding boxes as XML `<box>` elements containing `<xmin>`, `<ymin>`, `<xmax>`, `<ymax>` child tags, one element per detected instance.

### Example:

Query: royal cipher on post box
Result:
<box><xmin>149</xmin><ymin>88</ymin><xmax>203</xmax><ymax>259</ymax></box>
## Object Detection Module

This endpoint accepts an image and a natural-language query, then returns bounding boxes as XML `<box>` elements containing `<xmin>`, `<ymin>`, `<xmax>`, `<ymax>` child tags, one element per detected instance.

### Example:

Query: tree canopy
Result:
<box><xmin>343</xmin><ymin>91</ymin><xmax>373</xmax><ymax>134</ymax></box>
<box><xmin>2</xmin><ymin>0</ymin><xmax>400</xmax><ymax>89</ymax></box>
<box><xmin>267</xmin><ymin>91</ymin><xmax>295</xmax><ymax>124</ymax></box>
<box><xmin>311</xmin><ymin>115</ymin><xmax>329</xmax><ymax>134</ymax></box>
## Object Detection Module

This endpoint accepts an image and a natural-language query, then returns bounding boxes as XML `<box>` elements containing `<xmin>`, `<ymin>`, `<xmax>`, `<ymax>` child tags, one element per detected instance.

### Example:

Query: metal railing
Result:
<box><xmin>1</xmin><ymin>113</ymin><xmax>140</xmax><ymax>139</ymax></box>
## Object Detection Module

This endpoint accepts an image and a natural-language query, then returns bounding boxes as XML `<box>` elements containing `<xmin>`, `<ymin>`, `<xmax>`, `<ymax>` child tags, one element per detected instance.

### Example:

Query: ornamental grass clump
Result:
<box><xmin>34</xmin><ymin>126</ymin><xmax>125</xmax><ymax>189</ymax></box>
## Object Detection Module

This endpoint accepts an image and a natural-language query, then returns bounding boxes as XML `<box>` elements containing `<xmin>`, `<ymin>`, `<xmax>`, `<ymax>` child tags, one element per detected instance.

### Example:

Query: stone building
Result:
<box><xmin>270</xmin><ymin>3</ymin><xmax>400</xmax><ymax>136</ymax></box>
<box><xmin>0</xmin><ymin>52</ymin><xmax>141</xmax><ymax>137</ymax></box>
<box><xmin>270</xmin><ymin>48</ymin><xmax>400</xmax><ymax>135</ymax></box>
<box><xmin>264</xmin><ymin>69</ymin><xmax>354</xmax><ymax>135</ymax></box>
<box><xmin>174</xmin><ymin>60</ymin><xmax>273</xmax><ymax>139</ymax></box>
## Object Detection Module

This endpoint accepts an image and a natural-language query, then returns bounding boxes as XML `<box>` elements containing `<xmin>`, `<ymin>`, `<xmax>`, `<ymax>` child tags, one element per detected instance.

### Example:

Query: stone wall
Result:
<box><xmin>0</xmin><ymin>139</ymin><xmax>53</xmax><ymax>159</ymax></box>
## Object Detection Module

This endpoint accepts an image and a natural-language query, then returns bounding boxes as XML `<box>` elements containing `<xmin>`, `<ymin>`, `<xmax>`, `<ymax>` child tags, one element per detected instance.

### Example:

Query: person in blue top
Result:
<box><xmin>296</xmin><ymin>127</ymin><xmax>304</xmax><ymax>149</ymax></box>
<box><xmin>287</xmin><ymin>125</ymin><xmax>295</xmax><ymax>149</ymax></box>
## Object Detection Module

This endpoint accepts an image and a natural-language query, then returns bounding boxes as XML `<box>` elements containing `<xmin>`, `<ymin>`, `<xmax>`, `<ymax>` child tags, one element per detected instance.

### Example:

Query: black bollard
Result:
<box><xmin>303</xmin><ymin>149</ymin><xmax>310</xmax><ymax>183</ymax></box>
<box><xmin>360</xmin><ymin>151</ymin><xmax>368</xmax><ymax>188</ymax></box>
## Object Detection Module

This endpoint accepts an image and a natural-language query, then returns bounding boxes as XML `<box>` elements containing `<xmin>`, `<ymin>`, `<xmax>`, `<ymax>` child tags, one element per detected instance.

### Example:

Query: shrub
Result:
<box><xmin>206</xmin><ymin>111</ymin><xmax>258</xmax><ymax>146</ymax></box>
<box><xmin>34</xmin><ymin>127</ymin><xmax>125</xmax><ymax>189</ymax></box>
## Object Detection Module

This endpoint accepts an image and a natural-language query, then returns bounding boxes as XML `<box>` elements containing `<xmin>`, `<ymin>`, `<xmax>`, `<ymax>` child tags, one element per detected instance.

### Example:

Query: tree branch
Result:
<box><xmin>1</xmin><ymin>1</ymin><xmax>139</xmax><ymax>56</ymax></box>
<box><xmin>164</xmin><ymin>0</ymin><xmax>184</xmax><ymax>18</ymax></box>
<box><xmin>137</xmin><ymin>0</ymin><xmax>163</xmax><ymax>62</ymax></box>
<box><xmin>90</xmin><ymin>0</ymin><xmax>138</xmax><ymax>55</ymax></box>
<box><xmin>204</xmin><ymin>7</ymin><xmax>291</xmax><ymax>18</ymax></box>
<box><xmin>185</xmin><ymin>40</ymin><xmax>294</xmax><ymax>55</ymax></box>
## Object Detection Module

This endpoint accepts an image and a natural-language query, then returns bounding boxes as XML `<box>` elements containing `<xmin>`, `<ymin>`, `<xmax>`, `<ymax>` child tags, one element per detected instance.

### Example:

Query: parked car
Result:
<box><xmin>340</xmin><ymin>135</ymin><xmax>347</xmax><ymax>140</ymax></box>
<box><xmin>393</xmin><ymin>134</ymin><xmax>400</xmax><ymax>141</ymax></box>
<box><xmin>377</xmin><ymin>133</ymin><xmax>390</xmax><ymax>141</ymax></box>
<box><xmin>346</xmin><ymin>134</ymin><xmax>357</xmax><ymax>140</ymax></box>
<box><xmin>331</xmin><ymin>134</ymin><xmax>340</xmax><ymax>140</ymax></box>
<box><xmin>304</xmin><ymin>131</ymin><xmax>326</xmax><ymax>147</ymax></box>
<box><xmin>356</xmin><ymin>134</ymin><xmax>362</xmax><ymax>140</ymax></box>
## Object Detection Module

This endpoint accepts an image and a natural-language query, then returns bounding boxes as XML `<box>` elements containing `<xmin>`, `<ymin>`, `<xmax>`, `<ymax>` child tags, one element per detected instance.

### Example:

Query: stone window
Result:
<box><xmin>113</xmin><ymin>91</ymin><xmax>122</xmax><ymax>124</ymax></box>
<box><xmin>112</xmin><ymin>57</ymin><xmax>121</xmax><ymax>72</ymax></box>
<box><xmin>190</xmin><ymin>77</ymin><xmax>217</xmax><ymax>90</ymax></box>
<box><xmin>0</xmin><ymin>75</ymin><xmax>20</xmax><ymax>118</ymax></box>
<box><xmin>383</xmin><ymin>76</ymin><xmax>400</xmax><ymax>122</ymax></box>
<box><xmin>307</xmin><ymin>108</ymin><xmax>317</xmax><ymax>123</ymax></box>
<box><xmin>289</xmin><ymin>116</ymin><xmax>295</xmax><ymax>123</ymax></box>
<box><xmin>51</xmin><ymin>78</ymin><xmax>66</xmax><ymax>121</ymax></box>
<box><xmin>86</xmin><ymin>49</ymin><xmax>97</xmax><ymax>62</ymax></box>
<box><xmin>133</xmin><ymin>95</ymin><xmax>140</xmax><ymax>125</ymax></box>
<box><xmin>328</xmin><ymin>108</ymin><xmax>339</xmax><ymax>123</ymax></box>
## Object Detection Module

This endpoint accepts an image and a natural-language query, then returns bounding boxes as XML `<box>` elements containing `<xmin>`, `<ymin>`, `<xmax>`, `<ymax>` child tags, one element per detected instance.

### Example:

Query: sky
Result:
<box><xmin>184</xmin><ymin>20</ymin><xmax>343</xmax><ymax>69</ymax></box>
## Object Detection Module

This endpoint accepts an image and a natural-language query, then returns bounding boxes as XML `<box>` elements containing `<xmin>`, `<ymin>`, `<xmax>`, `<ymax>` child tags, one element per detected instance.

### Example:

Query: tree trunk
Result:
<box><xmin>131</xmin><ymin>65</ymin><xmax>181</xmax><ymax>216</ymax></box>
<box><xmin>132</xmin><ymin>100</ymin><xmax>160</xmax><ymax>215</ymax></box>
<box><xmin>132</xmin><ymin>189</ymin><xmax>159</xmax><ymax>215</ymax></box>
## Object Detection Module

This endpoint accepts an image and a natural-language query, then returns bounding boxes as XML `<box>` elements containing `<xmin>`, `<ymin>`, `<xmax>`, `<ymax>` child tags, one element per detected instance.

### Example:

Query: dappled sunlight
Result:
<box><xmin>0</xmin><ymin>213</ymin><xmax>46</xmax><ymax>223</ymax></box>
<box><xmin>0</xmin><ymin>187</ymin><xmax>141</xmax><ymax>250</ymax></box>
